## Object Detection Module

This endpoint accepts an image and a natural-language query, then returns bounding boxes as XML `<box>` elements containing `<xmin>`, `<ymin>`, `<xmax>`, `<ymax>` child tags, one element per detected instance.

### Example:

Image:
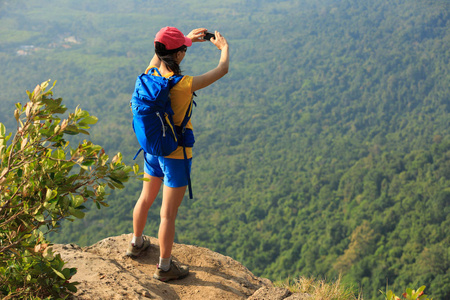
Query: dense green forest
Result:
<box><xmin>1</xmin><ymin>0</ymin><xmax>449</xmax><ymax>299</ymax></box>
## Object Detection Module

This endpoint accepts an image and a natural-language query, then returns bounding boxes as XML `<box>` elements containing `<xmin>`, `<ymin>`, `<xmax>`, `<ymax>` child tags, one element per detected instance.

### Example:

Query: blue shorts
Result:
<box><xmin>144</xmin><ymin>153</ymin><xmax>192</xmax><ymax>188</ymax></box>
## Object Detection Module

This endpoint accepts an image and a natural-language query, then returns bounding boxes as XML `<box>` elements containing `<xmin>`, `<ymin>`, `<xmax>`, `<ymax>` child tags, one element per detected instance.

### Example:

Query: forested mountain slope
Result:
<box><xmin>1</xmin><ymin>0</ymin><xmax>449</xmax><ymax>299</ymax></box>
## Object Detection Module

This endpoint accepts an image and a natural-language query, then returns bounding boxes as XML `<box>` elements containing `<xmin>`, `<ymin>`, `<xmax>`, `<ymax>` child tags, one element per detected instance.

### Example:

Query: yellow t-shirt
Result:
<box><xmin>145</xmin><ymin>65</ymin><xmax>194</xmax><ymax>159</ymax></box>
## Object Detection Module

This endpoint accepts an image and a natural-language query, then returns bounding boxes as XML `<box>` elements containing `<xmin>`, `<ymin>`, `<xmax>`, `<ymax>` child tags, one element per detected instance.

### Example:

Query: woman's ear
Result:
<box><xmin>175</xmin><ymin>50</ymin><xmax>185</xmax><ymax>63</ymax></box>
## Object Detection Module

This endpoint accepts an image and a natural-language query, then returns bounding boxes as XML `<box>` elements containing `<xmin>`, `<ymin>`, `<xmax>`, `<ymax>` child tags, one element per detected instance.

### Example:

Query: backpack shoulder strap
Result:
<box><xmin>168</xmin><ymin>74</ymin><xmax>184</xmax><ymax>88</ymax></box>
<box><xmin>179</xmin><ymin>98</ymin><xmax>194</xmax><ymax>129</ymax></box>
<box><xmin>145</xmin><ymin>67</ymin><xmax>183</xmax><ymax>86</ymax></box>
<box><xmin>146</xmin><ymin>67</ymin><xmax>162</xmax><ymax>76</ymax></box>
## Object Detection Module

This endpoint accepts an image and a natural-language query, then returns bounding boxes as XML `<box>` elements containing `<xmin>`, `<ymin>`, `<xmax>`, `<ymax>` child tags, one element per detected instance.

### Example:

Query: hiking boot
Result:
<box><xmin>126</xmin><ymin>236</ymin><xmax>150</xmax><ymax>257</ymax></box>
<box><xmin>153</xmin><ymin>260</ymin><xmax>189</xmax><ymax>282</ymax></box>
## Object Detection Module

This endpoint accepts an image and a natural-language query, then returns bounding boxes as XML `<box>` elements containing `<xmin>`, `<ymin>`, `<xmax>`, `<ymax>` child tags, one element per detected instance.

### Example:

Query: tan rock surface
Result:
<box><xmin>52</xmin><ymin>234</ymin><xmax>272</xmax><ymax>300</ymax></box>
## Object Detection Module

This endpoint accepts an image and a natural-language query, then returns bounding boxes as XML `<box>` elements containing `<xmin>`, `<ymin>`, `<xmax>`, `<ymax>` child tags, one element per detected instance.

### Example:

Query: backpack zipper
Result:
<box><xmin>156</xmin><ymin>112</ymin><xmax>165</xmax><ymax>137</ymax></box>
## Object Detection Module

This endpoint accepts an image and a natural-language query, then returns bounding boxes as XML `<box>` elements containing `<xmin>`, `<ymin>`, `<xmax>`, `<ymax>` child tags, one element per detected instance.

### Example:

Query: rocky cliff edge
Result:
<box><xmin>52</xmin><ymin>234</ymin><xmax>310</xmax><ymax>300</ymax></box>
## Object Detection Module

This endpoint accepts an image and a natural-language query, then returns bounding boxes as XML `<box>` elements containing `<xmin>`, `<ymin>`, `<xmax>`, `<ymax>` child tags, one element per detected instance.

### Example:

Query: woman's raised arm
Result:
<box><xmin>191</xmin><ymin>31</ymin><xmax>229</xmax><ymax>93</ymax></box>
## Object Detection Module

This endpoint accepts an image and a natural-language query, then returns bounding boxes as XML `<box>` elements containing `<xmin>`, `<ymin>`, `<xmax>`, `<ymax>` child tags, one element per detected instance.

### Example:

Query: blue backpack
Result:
<box><xmin>130</xmin><ymin>67</ymin><xmax>195</xmax><ymax>198</ymax></box>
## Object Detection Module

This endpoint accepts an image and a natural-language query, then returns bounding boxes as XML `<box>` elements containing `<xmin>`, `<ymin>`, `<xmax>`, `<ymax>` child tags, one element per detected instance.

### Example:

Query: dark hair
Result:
<box><xmin>154</xmin><ymin>42</ymin><xmax>187</xmax><ymax>75</ymax></box>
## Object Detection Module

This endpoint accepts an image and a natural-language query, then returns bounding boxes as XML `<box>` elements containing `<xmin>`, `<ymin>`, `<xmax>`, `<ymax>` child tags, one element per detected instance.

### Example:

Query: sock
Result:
<box><xmin>159</xmin><ymin>257</ymin><xmax>171</xmax><ymax>271</ymax></box>
<box><xmin>131</xmin><ymin>235</ymin><xmax>143</xmax><ymax>247</ymax></box>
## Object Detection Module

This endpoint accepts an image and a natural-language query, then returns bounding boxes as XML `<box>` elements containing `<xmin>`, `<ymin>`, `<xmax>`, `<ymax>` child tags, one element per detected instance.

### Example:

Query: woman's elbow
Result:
<box><xmin>221</xmin><ymin>65</ymin><xmax>229</xmax><ymax>76</ymax></box>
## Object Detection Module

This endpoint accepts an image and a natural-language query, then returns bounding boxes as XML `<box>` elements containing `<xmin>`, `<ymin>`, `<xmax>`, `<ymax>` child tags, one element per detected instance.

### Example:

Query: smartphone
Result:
<box><xmin>203</xmin><ymin>32</ymin><xmax>215</xmax><ymax>41</ymax></box>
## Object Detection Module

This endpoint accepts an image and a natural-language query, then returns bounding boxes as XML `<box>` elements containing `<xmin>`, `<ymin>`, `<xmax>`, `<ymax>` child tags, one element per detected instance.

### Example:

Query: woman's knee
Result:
<box><xmin>135</xmin><ymin>194</ymin><xmax>155</xmax><ymax>211</ymax></box>
<box><xmin>160</xmin><ymin>208</ymin><xmax>178</xmax><ymax>223</ymax></box>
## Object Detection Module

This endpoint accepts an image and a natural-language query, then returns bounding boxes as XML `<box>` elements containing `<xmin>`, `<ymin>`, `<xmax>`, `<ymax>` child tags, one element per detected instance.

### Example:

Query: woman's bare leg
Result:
<box><xmin>133</xmin><ymin>173</ymin><xmax>163</xmax><ymax>237</ymax></box>
<box><xmin>158</xmin><ymin>185</ymin><xmax>186</xmax><ymax>258</ymax></box>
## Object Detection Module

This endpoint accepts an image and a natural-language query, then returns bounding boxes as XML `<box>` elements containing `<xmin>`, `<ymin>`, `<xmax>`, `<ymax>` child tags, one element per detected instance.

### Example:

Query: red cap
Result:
<box><xmin>154</xmin><ymin>27</ymin><xmax>192</xmax><ymax>50</ymax></box>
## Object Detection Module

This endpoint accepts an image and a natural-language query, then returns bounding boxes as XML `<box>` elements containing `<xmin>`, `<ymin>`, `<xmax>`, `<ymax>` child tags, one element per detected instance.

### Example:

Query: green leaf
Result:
<box><xmin>52</xmin><ymin>267</ymin><xmax>66</xmax><ymax>279</ymax></box>
<box><xmin>67</xmin><ymin>283</ymin><xmax>78</xmax><ymax>293</ymax></box>
<box><xmin>99</xmin><ymin>201</ymin><xmax>109</xmax><ymax>207</ymax></box>
<box><xmin>133</xmin><ymin>164</ymin><xmax>139</xmax><ymax>175</ymax></box>
<box><xmin>64</xmin><ymin>125</ymin><xmax>81</xmax><ymax>135</ymax></box>
<box><xmin>35</xmin><ymin>214</ymin><xmax>45</xmax><ymax>222</ymax></box>
<box><xmin>53</xmin><ymin>107</ymin><xmax>68</xmax><ymax>114</ymax></box>
<box><xmin>69</xmin><ymin>207</ymin><xmax>85</xmax><ymax>219</ymax></box>
<box><xmin>62</xmin><ymin>268</ymin><xmax>71</xmax><ymax>278</ymax></box>
<box><xmin>97</xmin><ymin>185</ymin><xmax>105</xmax><ymax>195</ymax></box>
<box><xmin>4</xmin><ymin>132</ymin><xmax>12</xmax><ymax>142</ymax></box>
<box><xmin>81</xmin><ymin>159</ymin><xmax>96</xmax><ymax>167</ymax></box>
<box><xmin>80</xmin><ymin>115</ymin><xmax>98</xmax><ymax>125</ymax></box>
<box><xmin>71</xmin><ymin>195</ymin><xmax>85</xmax><ymax>208</ymax></box>
<box><xmin>77</xmin><ymin>129</ymin><xmax>90</xmax><ymax>135</ymax></box>
<box><xmin>0</xmin><ymin>123</ymin><xmax>5</xmax><ymax>137</ymax></box>
<box><xmin>417</xmin><ymin>286</ymin><xmax>426</xmax><ymax>294</ymax></box>
<box><xmin>108</xmin><ymin>176</ymin><xmax>124</xmax><ymax>189</ymax></box>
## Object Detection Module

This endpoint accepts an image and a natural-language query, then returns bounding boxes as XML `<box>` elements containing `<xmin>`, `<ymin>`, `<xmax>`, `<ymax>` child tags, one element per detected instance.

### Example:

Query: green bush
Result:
<box><xmin>0</xmin><ymin>80</ymin><xmax>134</xmax><ymax>299</ymax></box>
<box><xmin>381</xmin><ymin>285</ymin><xmax>432</xmax><ymax>300</ymax></box>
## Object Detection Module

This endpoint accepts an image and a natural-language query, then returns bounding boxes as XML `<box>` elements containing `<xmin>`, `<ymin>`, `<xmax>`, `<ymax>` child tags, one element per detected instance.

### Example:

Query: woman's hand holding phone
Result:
<box><xmin>211</xmin><ymin>31</ymin><xmax>228</xmax><ymax>51</ymax></box>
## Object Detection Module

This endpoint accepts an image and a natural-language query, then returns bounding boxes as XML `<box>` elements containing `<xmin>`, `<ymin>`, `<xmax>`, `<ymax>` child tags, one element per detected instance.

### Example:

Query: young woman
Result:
<box><xmin>126</xmin><ymin>26</ymin><xmax>229</xmax><ymax>282</ymax></box>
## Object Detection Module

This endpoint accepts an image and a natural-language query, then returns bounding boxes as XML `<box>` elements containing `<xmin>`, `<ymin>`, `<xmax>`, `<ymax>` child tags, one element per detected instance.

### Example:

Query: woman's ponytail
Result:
<box><xmin>154</xmin><ymin>42</ymin><xmax>186</xmax><ymax>75</ymax></box>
